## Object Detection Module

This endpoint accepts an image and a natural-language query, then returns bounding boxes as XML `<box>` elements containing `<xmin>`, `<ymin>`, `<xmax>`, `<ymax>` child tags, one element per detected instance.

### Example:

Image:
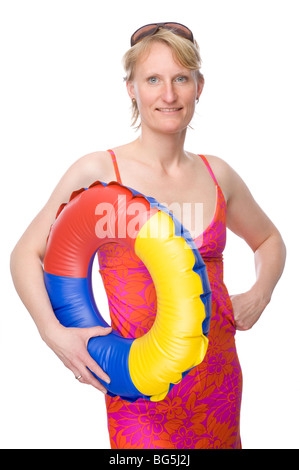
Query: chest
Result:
<box><xmin>121</xmin><ymin>163</ymin><xmax>218</xmax><ymax>238</ymax></box>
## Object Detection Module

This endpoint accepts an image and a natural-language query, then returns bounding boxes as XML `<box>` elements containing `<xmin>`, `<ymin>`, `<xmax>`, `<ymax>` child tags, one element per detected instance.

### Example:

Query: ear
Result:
<box><xmin>126</xmin><ymin>81</ymin><xmax>136</xmax><ymax>101</ymax></box>
<box><xmin>196</xmin><ymin>76</ymin><xmax>204</xmax><ymax>101</ymax></box>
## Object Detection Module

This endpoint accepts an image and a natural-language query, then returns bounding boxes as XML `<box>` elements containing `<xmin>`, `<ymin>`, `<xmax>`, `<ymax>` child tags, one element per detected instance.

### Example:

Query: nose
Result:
<box><xmin>161</xmin><ymin>81</ymin><xmax>177</xmax><ymax>103</ymax></box>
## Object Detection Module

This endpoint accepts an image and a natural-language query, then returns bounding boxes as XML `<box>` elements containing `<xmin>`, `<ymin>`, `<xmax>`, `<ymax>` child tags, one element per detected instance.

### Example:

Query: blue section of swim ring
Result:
<box><xmin>44</xmin><ymin>263</ymin><xmax>150</xmax><ymax>402</ymax></box>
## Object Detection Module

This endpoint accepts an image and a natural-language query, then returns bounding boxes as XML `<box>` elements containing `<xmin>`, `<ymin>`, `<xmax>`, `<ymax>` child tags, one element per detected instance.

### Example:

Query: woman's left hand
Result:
<box><xmin>230</xmin><ymin>287</ymin><xmax>270</xmax><ymax>331</ymax></box>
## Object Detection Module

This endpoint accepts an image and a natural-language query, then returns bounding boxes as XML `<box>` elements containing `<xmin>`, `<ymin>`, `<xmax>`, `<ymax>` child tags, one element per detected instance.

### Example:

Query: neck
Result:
<box><xmin>134</xmin><ymin>125</ymin><xmax>188</xmax><ymax>172</ymax></box>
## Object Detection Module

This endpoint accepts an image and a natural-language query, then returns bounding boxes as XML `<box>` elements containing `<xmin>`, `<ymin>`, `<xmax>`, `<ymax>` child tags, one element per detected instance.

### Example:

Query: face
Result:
<box><xmin>127</xmin><ymin>42</ymin><xmax>203</xmax><ymax>135</ymax></box>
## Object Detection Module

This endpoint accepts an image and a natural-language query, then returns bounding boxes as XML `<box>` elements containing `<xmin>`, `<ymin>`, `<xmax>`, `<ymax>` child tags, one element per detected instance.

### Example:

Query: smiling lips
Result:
<box><xmin>156</xmin><ymin>107</ymin><xmax>183</xmax><ymax>112</ymax></box>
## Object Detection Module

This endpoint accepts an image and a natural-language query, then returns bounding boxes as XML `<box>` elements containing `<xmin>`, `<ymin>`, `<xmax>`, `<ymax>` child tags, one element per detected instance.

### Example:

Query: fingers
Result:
<box><xmin>73</xmin><ymin>350</ymin><xmax>110</xmax><ymax>393</ymax></box>
<box><xmin>84</xmin><ymin>325</ymin><xmax>112</xmax><ymax>382</ymax></box>
<box><xmin>86</xmin><ymin>354</ymin><xmax>111</xmax><ymax>384</ymax></box>
<box><xmin>74</xmin><ymin>326</ymin><xmax>112</xmax><ymax>393</ymax></box>
<box><xmin>85</xmin><ymin>326</ymin><xmax>112</xmax><ymax>339</ymax></box>
<box><xmin>55</xmin><ymin>326</ymin><xmax>113</xmax><ymax>393</ymax></box>
<box><xmin>74</xmin><ymin>366</ymin><xmax>108</xmax><ymax>394</ymax></box>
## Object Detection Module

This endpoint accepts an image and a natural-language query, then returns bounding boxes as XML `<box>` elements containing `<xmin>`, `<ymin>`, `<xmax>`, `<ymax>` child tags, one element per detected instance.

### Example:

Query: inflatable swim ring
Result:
<box><xmin>43</xmin><ymin>181</ymin><xmax>211</xmax><ymax>402</ymax></box>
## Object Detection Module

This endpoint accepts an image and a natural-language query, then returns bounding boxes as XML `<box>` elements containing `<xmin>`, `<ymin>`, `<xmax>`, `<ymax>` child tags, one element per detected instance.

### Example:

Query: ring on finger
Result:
<box><xmin>75</xmin><ymin>375</ymin><xmax>82</xmax><ymax>380</ymax></box>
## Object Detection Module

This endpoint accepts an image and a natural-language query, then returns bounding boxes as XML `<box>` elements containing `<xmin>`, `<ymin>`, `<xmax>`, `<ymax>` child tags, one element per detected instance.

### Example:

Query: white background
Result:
<box><xmin>1</xmin><ymin>0</ymin><xmax>298</xmax><ymax>449</ymax></box>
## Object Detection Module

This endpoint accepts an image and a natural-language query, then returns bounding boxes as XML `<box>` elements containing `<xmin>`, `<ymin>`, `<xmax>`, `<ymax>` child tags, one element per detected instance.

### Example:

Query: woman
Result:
<box><xmin>10</xmin><ymin>23</ymin><xmax>286</xmax><ymax>448</ymax></box>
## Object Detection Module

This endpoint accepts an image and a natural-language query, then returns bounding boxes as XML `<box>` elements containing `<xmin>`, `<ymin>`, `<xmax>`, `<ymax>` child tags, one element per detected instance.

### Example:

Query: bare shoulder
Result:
<box><xmin>64</xmin><ymin>150</ymin><xmax>113</xmax><ymax>187</ymax></box>
<box><xmin>44</xmin><ymin>150</ymin><xmax>115</xmax><ymax>221</ymax></box>
<box><xmin>203</xmin><ymin>154</ymin><xmax>231</xmax><ymax>174</ymax></box>
<box><xmin>202</xmin><ymin>154</ymin><xmax>239</xmax><ymax>201</ymax></box>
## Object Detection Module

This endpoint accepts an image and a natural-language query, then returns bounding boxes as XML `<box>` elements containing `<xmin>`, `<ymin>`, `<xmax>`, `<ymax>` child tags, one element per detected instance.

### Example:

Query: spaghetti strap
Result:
<box><xmin>107</xmin><ymin>149</ymin><xmax>122</xmax><ymax>184</ymax></box>
<box><xmin>107</xmin><ymin>150</ymin><xmax>218</xmax><ymax>190</ymax></box>
<box><xmin>198</xmin><ymin>154</ymin><xmax>219</xmax><ymax>186</ymax></box>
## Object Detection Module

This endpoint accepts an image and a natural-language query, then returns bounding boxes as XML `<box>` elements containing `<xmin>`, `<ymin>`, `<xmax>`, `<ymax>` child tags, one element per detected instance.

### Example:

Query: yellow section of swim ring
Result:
<box><xmin>129</xmin><ymin>211</ymin><xmax>209</xmax><ymax>401</ymax></box>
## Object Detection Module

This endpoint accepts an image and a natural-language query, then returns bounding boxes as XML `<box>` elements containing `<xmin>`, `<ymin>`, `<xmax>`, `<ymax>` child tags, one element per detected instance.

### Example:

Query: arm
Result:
<box><xmin>10</xmin><ymin>152</ymin><xmax>112</xmax><ymax>391</ymax></box>
<box><xmin>229</xmin><ymin>231</ymin><xmax>286</xmax><ymax>331</ymax></box>
<box><xmin>210</xmin><ymin>156</ymin><xmax>286</xmax><ymax>331</ymax></box>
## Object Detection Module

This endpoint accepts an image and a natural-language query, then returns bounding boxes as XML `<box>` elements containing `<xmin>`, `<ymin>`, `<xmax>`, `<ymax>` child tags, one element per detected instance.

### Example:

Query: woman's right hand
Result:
<box><xmin>44</xmin><ymin>324</ymin><xmax>112</xmax><ymax>394</ymax></box>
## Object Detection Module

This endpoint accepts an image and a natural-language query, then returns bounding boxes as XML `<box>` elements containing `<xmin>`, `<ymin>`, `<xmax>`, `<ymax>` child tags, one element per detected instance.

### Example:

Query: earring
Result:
<box><xmin>132</xmin><ymin>98</ymin><xmax>136</xmax><ymax>104</ymax></box>
<box><xmin>196</xmin><ymin>98</ymin><xmax>199</xmax><ymax>104</ymax></box>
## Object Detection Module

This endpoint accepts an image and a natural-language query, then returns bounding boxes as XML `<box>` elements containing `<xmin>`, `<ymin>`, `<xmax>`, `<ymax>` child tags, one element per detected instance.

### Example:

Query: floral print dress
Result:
<box><xmin>97</xmin><ymin>151</ymin><xmax>242</xmax><ymax>449</ymax></box>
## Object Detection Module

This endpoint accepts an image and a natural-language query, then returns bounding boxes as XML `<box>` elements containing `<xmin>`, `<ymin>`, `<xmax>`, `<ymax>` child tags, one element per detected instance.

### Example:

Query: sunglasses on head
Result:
<box><xmin>130</xmin><ymin>22</ymin><xmax>194</xmax><ymax>47</ymax></box>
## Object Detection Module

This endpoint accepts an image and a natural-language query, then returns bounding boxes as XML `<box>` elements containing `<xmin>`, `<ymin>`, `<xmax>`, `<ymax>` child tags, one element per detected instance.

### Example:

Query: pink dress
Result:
<box><xmin>97</xmin><ymin>150</ymin><xmax>242</xmax><ymax>449</ymax></box>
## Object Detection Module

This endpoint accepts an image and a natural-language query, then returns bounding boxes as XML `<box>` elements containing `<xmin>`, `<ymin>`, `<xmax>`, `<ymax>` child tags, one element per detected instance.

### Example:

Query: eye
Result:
<box><xmin>175</xmin><ymin>76</ymin><xmax>188</xmax><ymax>83</ymax></box>
<box><xmin>148</xmin><ymin>76</ymin><xmax>159</xmax><ymax>84</ymax></box>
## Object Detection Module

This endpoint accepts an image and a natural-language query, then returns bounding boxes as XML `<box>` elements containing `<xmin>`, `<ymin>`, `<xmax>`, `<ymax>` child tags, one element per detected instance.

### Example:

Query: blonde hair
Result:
<box><xmin>122</xmin><ymin>28</ymin><xmax>204</xmax><ymax>127</ymax></box>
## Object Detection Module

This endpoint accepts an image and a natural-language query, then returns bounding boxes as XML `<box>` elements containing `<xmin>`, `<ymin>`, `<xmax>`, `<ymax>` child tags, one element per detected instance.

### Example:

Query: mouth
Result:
<box><xmin>156</xmin><ymin>107</ymin><xmax>183</xmax><ymax>113</ymax></box>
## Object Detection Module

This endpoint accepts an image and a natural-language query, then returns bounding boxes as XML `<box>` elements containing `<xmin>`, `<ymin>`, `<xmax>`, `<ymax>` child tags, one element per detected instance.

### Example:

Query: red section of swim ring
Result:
<box><xmin>43</xmin><ymin>181</ymin><xmax>158</xmax><ymax>278</ymax></box>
